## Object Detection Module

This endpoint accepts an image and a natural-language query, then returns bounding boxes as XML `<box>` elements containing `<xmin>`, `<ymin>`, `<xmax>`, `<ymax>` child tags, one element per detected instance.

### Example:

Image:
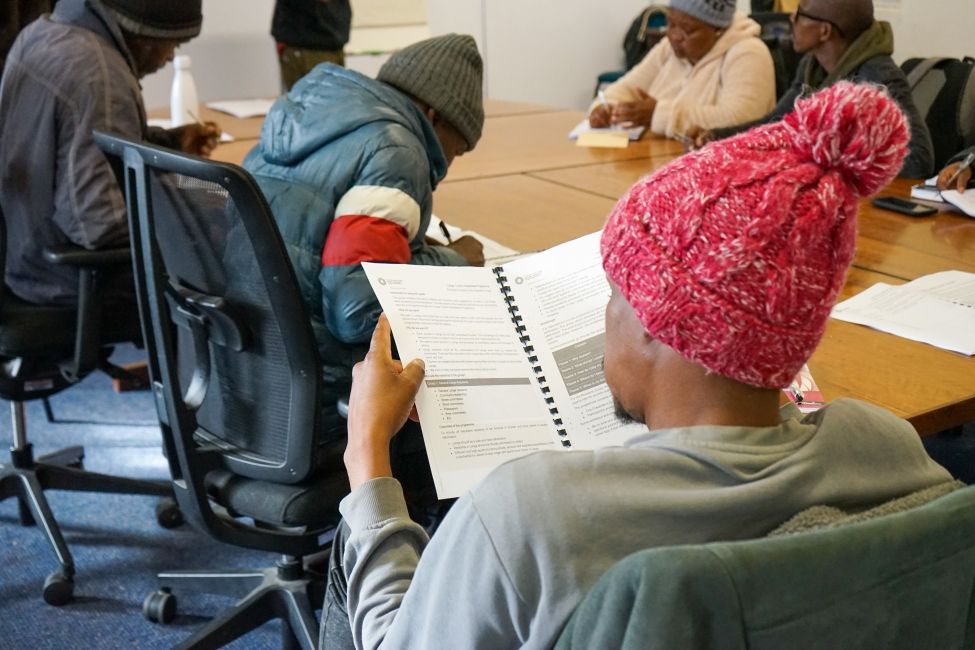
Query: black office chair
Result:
<box><xmin>95</xmin><ymin>132</ymin><xmax>346</xmax><ymax>649</ymax></box>
<box><xmin>0</xmin><ymin>205</ymin><xmax>176</xmax><ymax>605</ymax></box>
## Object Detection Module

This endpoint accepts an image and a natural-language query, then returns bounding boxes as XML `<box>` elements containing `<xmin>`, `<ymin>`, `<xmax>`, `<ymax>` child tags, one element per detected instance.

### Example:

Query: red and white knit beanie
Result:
<box><xmin>601</xmin><ymin>82</ymin><xmax>909</xmax><ymax>389</ymax></box>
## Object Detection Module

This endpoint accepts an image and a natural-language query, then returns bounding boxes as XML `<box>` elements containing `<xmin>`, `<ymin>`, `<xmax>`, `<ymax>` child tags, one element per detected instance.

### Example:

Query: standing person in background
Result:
<box><xmin>273</xmin><ymin>0</ymin><xmax>352</xmax><ymax>91</ymax></box>
<box><xmin>588</xmin><ymin>0</ymin><xmax>775</xmax><ymax>139</ymax></box>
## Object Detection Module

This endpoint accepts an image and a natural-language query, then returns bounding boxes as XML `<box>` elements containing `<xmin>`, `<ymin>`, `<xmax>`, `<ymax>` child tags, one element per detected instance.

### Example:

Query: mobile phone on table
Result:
<box><xmin>871</xmin><ymin>196</ymin><xmax>937</xmax><ymax>217</ymax></box>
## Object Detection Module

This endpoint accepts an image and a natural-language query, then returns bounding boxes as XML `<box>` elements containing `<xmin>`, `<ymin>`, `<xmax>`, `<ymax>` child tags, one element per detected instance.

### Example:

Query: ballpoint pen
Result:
<box><xmin>788</xmin><ymin>381</ymin><xmax>804</xmax><ymax>404</ymax></box>
<box><xmin>945</xmin><ymin>151</ymin><xmax>975</xmax><ymax>189</ymax></box>
<box><xmin>438</xmin><ymin>220</ymin><xmax>453</xmax><ymax>244</ymax></box>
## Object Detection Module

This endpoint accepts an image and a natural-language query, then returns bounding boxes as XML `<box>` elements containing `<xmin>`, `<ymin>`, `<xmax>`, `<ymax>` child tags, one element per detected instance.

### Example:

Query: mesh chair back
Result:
<box><xmin>96</xmin><ymin>133</ymin><xmax>320</xmax><ymax>484</ymax></box>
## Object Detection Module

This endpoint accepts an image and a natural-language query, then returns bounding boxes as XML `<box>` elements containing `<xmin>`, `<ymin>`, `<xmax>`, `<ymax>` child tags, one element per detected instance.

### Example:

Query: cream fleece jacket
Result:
<box><xmin>595</xmin><ymin>13</ymin><xmax>775</xmax><ymax>137</ymax></box>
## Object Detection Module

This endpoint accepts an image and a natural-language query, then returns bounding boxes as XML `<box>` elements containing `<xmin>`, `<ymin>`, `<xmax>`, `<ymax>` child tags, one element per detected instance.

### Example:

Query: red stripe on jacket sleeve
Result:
<box><xmin>322</xmin><ymin>214</ymin><xmax>412</xmax><ymax>266</ymax></box>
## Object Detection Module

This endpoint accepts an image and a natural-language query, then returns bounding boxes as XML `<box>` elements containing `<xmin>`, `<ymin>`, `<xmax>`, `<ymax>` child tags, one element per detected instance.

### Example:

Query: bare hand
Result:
<box><xmin>589</xmin><ymin>103</ymin><xmax>612</xmax><ymax>128</ymax></box>
<box><xmin>611</xmin><ymin>88</ymin><xmax>656</xmax><ymax>128</ymax></box>
<box><xmin>447</xmin><ymin>235</ymin><xmax>485</xmax><ymax>266</ymax></box>
<box><xmin>937</xmin><ymin>162</ymin><xmax>972</xmax><ymax>192</ymax></box>
<box><xmin>683</xmin><ymin>125</ymin><xmax>715</xmax><ymax>150</ymax></box>
<box><xmin>344</xmin><ymin>314</ymin><xmax>426</xmax><ymax>489</ymax></box>
<box><xmin>172</xmin><ymin>121</ymin><xmax>221</xmax><ymax>157</ymax></box>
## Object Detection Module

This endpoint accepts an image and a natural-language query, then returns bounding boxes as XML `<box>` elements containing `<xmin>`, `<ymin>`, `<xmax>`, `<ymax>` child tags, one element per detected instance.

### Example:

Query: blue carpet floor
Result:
<box><xmin>0</xmin><ymin>345</ymin><xmax>294</xmax><ymax>649</ymax></box>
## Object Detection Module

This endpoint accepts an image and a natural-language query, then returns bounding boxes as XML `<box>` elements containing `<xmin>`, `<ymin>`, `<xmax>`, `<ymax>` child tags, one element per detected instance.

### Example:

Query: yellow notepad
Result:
<box><xmin>576</xmin><ymin>130</ymin><xmax>629</xmax><ymax>148</ymax></box>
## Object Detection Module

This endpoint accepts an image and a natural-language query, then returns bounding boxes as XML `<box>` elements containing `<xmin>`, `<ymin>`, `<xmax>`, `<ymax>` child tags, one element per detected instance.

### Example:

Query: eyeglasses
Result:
<box><xmin>792</xmin><ymin>7</ymin><xmax>845</xmax><ymax>37</ymax></box>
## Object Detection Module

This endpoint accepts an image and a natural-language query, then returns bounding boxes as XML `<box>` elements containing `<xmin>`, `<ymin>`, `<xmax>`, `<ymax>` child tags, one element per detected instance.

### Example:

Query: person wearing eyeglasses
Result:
<box><xmin>587</xmin><ymin>0</ymin><xmax>775</xmax><ymax>139</ymax></box>
<box><xmin>691</xmin><ymin>0</ymin><xmax>934</xmax><ymax>179</ymax></box>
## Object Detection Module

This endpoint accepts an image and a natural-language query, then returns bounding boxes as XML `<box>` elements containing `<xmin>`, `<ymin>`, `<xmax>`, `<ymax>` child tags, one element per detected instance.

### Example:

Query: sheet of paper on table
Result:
<box><xmin>568</xmin><ymin>118</ymin><xmax>645</xmax><ymax>142</ymax></box>
<box><xmin>205</xmin><ymin>98</ymin><xmax>276</xmax><ymax>119</ymax></box>
<box><xmin>425</xmin><ymin>218</ymin><xmax>523</xmax><ymax>265</ymax></box>
<box><xmin>831</xmin><ymin>270</ymin><xmax>975</xmax><ymax>355</ymax></box>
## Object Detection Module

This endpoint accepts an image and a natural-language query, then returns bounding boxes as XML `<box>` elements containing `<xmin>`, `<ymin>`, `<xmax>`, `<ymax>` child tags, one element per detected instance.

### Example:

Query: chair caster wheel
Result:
<box><xmin>155</xmin><ymin>497</ymin><xmax>183</xmax><ymax>529</ymax></box>
<box><xmin>143</xmin><ymin>590</ymin><xmax>177</xmax><ymax>624</ymax></box>
<box><xmin>43</xmin><ymin>571</ymin><xmax>74</xmax><ymax>606</ymax></box>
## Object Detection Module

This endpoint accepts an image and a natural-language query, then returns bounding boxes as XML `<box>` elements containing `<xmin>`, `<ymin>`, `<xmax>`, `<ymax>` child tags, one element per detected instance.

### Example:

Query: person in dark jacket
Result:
<box><xmin>273</xmin><ymin>0</ymin><xmax>352</xmax><ymax>90</ymax></box>
<box><xmin>693</xmin><ymin>0</ymin><xmax>935</xmax><ymax>178</ymax></box>
<box><xmin>0</xmin><ymin>0</ymin><xmax>218</xmax><ymax>306</ymax></box>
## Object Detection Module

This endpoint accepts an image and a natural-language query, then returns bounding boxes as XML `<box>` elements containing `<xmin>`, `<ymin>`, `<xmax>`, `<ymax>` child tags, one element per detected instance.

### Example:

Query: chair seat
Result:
<box><xmin>207</xmin><ymin>468</ymin><xmax>346</xmax><ymax>529</ymax></box>
<box><xmin>0</xmin><ymin>292</ymin><xmax>142</xmax><ymax>357</ymax></box>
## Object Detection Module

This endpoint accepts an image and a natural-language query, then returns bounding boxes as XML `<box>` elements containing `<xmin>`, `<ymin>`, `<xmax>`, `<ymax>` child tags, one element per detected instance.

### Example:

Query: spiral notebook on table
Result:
<box><xmin>363</xmin><ymin>232</ymin><xmax>643</xmax><ymax>498</ymax></box>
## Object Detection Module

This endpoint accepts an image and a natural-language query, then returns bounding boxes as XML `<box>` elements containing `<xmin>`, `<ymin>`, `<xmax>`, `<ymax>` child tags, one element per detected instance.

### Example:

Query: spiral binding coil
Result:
<box><xmin>493</xmin><ymin>267</ymin><xmax>571</xmax><ymax>448</ymax></box>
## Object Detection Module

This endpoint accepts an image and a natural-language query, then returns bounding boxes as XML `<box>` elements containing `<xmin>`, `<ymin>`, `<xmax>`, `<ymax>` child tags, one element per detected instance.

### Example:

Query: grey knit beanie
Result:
<box><xmin>669</xmin><ymin>0</ymin><xmax>736</xmax><ymax>28</ymax></box>
<box><xmin>102</xmin><ymin>0</ymin><xmax>203</xmax><ymax>40</ymax></box>
<box><xmin>378</xmin><ymin>33</ymin><xmax>485</xmax><ymax>149</ymax></box>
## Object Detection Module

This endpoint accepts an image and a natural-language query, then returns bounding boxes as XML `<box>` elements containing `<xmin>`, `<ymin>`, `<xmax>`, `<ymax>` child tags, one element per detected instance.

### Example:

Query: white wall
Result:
<box><xmin>141</xmin><ymin>0</ymin><xmax>975</xmax><ymax>111</ymax></box>
<box><xmin>427</xmin><ymin>0</ymin><xmax>975</xmax><ymax>110</ymax></box>
<box><xmin>141</xmin><ymin>0</ymin><xmax>429</xmax><ymax>108</ymax></box>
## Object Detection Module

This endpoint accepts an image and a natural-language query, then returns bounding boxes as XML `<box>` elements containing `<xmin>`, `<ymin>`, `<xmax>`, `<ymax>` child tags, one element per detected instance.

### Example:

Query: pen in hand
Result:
<box><xmin>945</xmin><ymin>151</ymin><xmax>975</xmax><ymax>190</ymax></box>
<box><xmin>438</xmin><ymin>220</ymin><xmax>453</xmax><ymax>244</ymax></box>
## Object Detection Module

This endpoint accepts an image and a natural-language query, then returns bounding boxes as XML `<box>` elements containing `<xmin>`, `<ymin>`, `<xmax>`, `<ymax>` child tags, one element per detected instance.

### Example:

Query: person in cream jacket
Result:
<box><xmin>590</xmin><ymin>0</ymin><xmax>774</xmax><ymax>138</ymax></box>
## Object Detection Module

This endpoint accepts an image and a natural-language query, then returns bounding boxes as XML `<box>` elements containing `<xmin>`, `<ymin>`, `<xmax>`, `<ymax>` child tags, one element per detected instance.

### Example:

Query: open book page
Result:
<box><xmin>568</xmin><ymin>118</ymin><xmax>645</xmax><ymax>142</ymax></box>
<box><xmin>362</xmin><ymin>264</ymin><xmax>558</xmax><ymax>499</ymax></box>
<box><xmin>424</xmin><ymin>218</ymin><xmax>523</xmax><ymax>265</ymax></box>
<box><xmin>504</xmin><ymin>233</ymin><xmax>645</xmax><ymax>448</ymax></box>
<box><xmin>831</xmin><ymin>270</ymin><xmax>975</xmax><ymax>355</ymax></box>
<box><xmin>941</xmin><ymin>189</ymin><xmax>975</xmax><ymax>217</ymax></box>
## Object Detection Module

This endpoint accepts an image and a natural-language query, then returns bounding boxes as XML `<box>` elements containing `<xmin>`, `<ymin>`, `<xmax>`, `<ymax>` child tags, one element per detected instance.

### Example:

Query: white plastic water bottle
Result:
<box><xmin>170</xmin><ymin>55</ymin><xmax>199</xmax><ymax>127</ymax></box>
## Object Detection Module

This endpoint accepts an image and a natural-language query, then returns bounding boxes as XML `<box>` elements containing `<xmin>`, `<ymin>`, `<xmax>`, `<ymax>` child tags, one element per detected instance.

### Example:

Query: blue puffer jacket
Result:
<box><xmin>244</xmin><ymin>64</ymin><xmax>465</xmax><ymax>381</ymax></box>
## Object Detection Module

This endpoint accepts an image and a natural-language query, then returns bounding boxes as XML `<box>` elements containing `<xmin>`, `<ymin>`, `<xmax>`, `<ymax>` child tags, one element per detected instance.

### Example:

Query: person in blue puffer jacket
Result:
<box><xmin>244</xmin><ymin>33</ymin><xmax>485</xmax><ymax>441</ymax></box>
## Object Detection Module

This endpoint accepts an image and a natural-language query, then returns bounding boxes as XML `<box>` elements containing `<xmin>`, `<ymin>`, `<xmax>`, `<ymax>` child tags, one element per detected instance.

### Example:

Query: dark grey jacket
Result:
<box><xmin>714</xmin><ymin>31</ymin><xmax>935</xmax><ymax>179</ymax></box>
<box><xmin>0</xmin><ymin>0</ymin><xmax>170</xmax><ymax>304</ymax></box>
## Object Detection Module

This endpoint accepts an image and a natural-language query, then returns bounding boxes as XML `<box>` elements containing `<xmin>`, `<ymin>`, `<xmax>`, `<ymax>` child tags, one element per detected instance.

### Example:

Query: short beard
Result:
<box><xmin>613</xmin><ymin>397</ymin><xmax>637</xmax><ymax>425</ymax></box>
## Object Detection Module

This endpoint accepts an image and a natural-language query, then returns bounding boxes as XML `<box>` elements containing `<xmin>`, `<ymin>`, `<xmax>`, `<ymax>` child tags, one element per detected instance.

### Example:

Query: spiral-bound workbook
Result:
<box><xmin>363</xmin><ymin>232</ymin><xmax>643</xmax><ymax>498</ymax></box>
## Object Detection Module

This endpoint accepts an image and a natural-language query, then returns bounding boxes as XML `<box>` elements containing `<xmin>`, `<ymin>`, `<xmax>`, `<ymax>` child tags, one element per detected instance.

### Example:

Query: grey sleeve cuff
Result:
<box><xmin>340</xmin><ymin>476</ymin><xmax>413</xmax><ymax>531</ymax></box>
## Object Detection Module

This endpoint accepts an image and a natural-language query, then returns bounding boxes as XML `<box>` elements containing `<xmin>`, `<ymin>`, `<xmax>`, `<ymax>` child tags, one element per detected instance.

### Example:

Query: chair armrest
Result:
<box><xmin>43</xmin><ymin>245</ymin><xmax>130</xmax><ymax>267</ymax></box>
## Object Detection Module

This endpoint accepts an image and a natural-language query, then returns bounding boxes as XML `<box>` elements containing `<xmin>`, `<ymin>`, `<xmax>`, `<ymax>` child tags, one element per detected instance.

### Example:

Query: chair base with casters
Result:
<box><xmin>0</xmin><ymin>399</ymin><xmax>178</xmax><ymax>604</ymax></box>
<box><xmin>0</xmin><ymin>242</ymin><xmax>181</xmax><ymax>605</ymax></box>
<box><xmin>143</xmin><ymin>554</ymin><xmax>326</xmax><ymax>650</ymax></box>
<box><xmin>138</xmin><ymin>469</ymin><xmax>345</xmax><ymax>649</ymax></box>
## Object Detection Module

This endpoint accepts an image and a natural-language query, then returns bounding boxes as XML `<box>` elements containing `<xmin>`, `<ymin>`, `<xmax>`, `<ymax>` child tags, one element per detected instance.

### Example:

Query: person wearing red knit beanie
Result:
<box><xmin>320</xmin><ymin>82</ymin><xmax>954</xmax><ymax>650</ymax></box>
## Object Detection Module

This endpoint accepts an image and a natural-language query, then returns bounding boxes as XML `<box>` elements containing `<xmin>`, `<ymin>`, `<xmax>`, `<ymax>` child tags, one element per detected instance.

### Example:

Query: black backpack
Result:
<box><xmin>623</xmin><ymin>6</ymin><xmax>669</xmax><ymax>70</ymax></box>
<box><xmin>902</xmin><ymin>56</ymin><xmax>975</xmax><ymax>170</ymax></box>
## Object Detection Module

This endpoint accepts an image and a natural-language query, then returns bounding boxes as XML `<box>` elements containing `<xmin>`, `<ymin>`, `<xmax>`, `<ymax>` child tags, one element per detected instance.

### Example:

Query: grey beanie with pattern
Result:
<box><xmin>669</xmin><ymin>0</ymin><xmax>736</xmax><ymax>27</ymax></box>
<box><xmin>378</xmin><ymin>33</ymin><xmax>485</xmax><ymax>149</ymax></box>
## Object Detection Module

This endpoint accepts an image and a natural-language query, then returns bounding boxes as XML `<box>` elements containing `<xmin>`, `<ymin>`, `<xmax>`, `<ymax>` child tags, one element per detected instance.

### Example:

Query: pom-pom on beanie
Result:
<box><xmin>378</xmin><ymin>33</ymin><xmax>485</xmax><ymax>150</ymax></box>
<box><xmin>101</xmin><ymin>0</ymin><xmax>202</xmax><ymax>40</ymax></box>
<box><xmin>601</xmin><ymin>82</ymin><xmax>910</xmax><ymax>389</ymax></box>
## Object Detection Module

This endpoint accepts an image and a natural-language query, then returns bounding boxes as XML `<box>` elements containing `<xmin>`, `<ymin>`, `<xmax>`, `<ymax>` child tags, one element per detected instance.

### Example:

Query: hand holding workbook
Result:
<box><xmin>363</xmin><ymin>232</ymin><xmax>643</xmax><ymax>498</ymax></box>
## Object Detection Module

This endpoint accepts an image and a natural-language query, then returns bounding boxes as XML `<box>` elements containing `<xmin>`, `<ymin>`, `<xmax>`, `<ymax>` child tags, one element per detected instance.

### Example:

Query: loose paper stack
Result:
<box><xmin>831</xmin><ymin>270</ymin><xmax>975</xmax><ymax>355</ymax></box>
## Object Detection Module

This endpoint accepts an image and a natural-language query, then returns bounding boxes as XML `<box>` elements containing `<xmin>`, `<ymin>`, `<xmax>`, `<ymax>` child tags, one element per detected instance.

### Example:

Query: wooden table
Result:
<box><xmin>854</xmin><ymin>178</ymin><xmax>975</xmax><ymax>279</ymax></box>
<box><xmin>811</xmin><ymin>268</ymin><xmax>975</xmax><ymax>435</ymax></box>
<box><xmin>196</xmin><ymin>99</ymin><xmax>975</xmax><ymax>434</ymax></box>
<box><xmin>445</xmin><ymin>111</ymin><xmax>682</xmax><ymax>182</ymax></box>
